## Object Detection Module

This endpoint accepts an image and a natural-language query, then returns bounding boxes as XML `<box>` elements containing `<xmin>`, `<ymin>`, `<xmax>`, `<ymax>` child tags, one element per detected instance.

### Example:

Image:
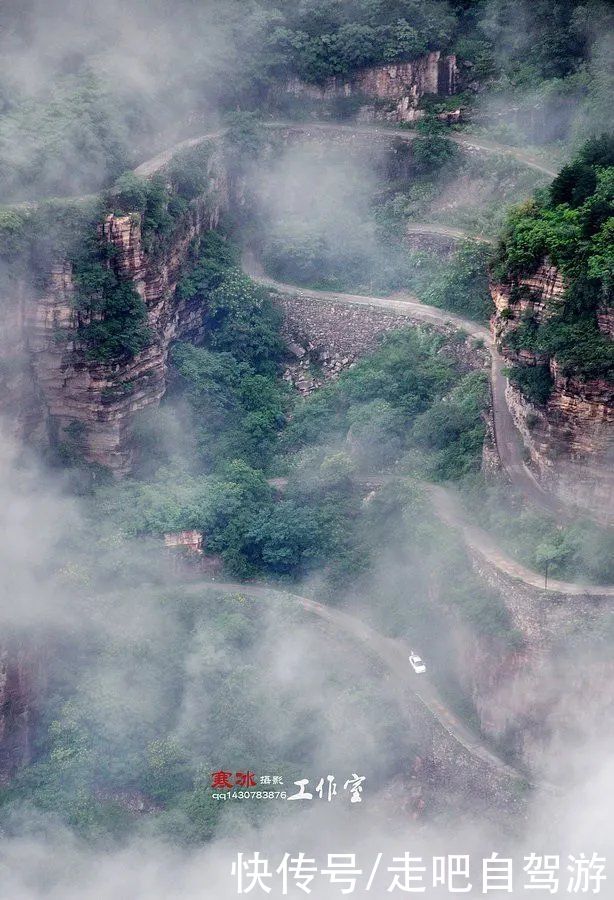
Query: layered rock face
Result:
<box><xmin>1</xmin><ymin>150</ymin><xmax>229</xmax><ymax>474</ymax></box>
<box><xmin>0</xmin><ymin>121</ymin><xmax>426</xmax><ymax>475</ymax></box>
<box><xmin>404</xmin><ymin>225</ymin><xmax>463</xmax><ymax>256</ymax></box>
<box><xmin>491</xmin><ymin>264</ymin><xmax>614</xmax><ymax>522</ymax></box>
<box><xmin>283</xmin><ymin>52</ymin><xmax>458</xmax><ymax>123</ymax></box>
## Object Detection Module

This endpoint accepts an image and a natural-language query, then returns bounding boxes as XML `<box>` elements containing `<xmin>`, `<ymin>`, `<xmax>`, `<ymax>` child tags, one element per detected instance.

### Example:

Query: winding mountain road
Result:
<box><xmin>263</xmin><ymin>120</ymin><xmax>559</xmax><ymax>178</ymax></box>
<box><xmin>244</xmin><ymin>252</ymin><xmax>607</xmax><ymax>535</ymax></box>
<box><xmin>114</xmin><ymin>119</ymin><xmax>605</xmax><ymax>541</ymax></box>
<box><xmin>181</xmin><ymin>580</ymin><xmax>535</xmax><ymax>787</ymax></box>
<box><xmin>5</xmin><ymin>119</ymin><xmax>557</xmax><ymax>209</ymax></box>
<box><xmin>135</xmin><ymin>120</ymin><xmax>559</xmax><ymax>183</ymax></box>
<box><xmin>154</xmin><ymin>119</ymin><xmax>607</xmax><ymax>788</ymax></box>
<box><xmin>269</xmin><ymin>473</ymin><xmax>614</xmax><ymax>597</ymax></box>
<box><xmin>131</xmin><ymin>119</ymin><xmax>559</xmax><ymax>181</ymax></box>
<box><xmin>92</xmin><ymin>120</ymin><xmax>613</xmax><ymax>793</ymax></box>
<box><xmin>8</xmin><ymin>118</ymin><xmax>598</xmax><ymax>790</ymax></box>
<box><xmin>427</xmin><ymin>484</ymin><xmax>614</xmax><ymax>597</ymax></box>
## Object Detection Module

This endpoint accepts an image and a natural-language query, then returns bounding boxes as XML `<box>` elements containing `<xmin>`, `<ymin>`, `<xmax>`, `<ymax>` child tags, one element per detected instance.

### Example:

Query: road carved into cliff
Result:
<box><xmin>262</xmin><ymin>121</ymin><xmax>559</xmax><ymax>178</ymax></box>
<box><xmin>269</xmin><ymin>474</ymin><xmax>614</xmax><ymax>597</ymax></box>
<box><xmin>128</xmin><ymin>120</ymin><xmax>605</xmax><ymax>536</ymax></box>
<box><xmin>181</xmin><ymin>580</ymin><xmax>538</xmax><ymax>789</ymax></box>
<box><xmin>5</xmin><ymin>120</ymin><xmax>557</xmax><ymax>209</ymax></box>
<box><xmin>6</xmin><ymin>119</ymin><xmax>587</xmax><ymax>792</ymax></box>
<box><xmin>244</xmin><ymin>252</ymin><xmax>610</xmax><ymax>536</ymax></box>
<box><xmin>131</xmin><ymin>120</ymin><xmax>558</xmax><ymax>181</ymax></box>
<box><xmin>426</xmin><ymin>484</ymin><xmax>614</xmax><ymax>597</ymax></box>
<box><xmin>8</xmin><ymin>118</ymin><xmax>603</xmax><ymax>579</ymax></box>
<box><xmin>404</xmin><ymin>222</ymin><xmax>493</xmax><ymax>243</ymax></box>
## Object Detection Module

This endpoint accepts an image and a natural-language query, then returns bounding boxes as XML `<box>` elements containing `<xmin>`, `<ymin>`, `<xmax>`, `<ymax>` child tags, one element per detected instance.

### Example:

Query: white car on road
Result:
<box><xmin>409</xmin><ymin>652</ymin><xmax>426</xmax><ymax>674</ymax></box>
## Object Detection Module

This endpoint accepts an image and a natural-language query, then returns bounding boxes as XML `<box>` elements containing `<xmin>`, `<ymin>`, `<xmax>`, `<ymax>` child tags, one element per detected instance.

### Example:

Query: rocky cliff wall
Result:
<box><xmin>0</xmin><ymin>123</ymin><xmax>434</xmax><ymax>475</ymax></box>
<box><xmin>1</xmin><ymin>149</ymin><xmax>229</xmax><ymax>474</ymax></box>
<box><xmin>404</xmin><ymin>226</ymin><xmax>462</xmax><ymax>256</ymax></box>
<box><xmin>491</xmin><ymin>264</ymin><xmax>614</xmax><ymax>522</ymax></box>
<box><xmin>447</xmin><ymin>554</ymin><xmax>614</xmax><ymax>781</ymax></box>
<box><xmin>282</xmin><ymin>52</ymin><xmax>458</xmax><ymax>123</ymax></box>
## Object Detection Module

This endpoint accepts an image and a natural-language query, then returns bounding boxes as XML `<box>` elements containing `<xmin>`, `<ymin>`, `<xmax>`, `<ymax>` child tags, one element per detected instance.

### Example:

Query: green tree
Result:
<box><xmin>72</xmin><ymin>232</ymin><xmax>151</xmax><ymax>362</ymax></box>
<box><xmin>424</xmin><ymin>240</ymin><xmax>493</xmax><ymax>322</ymax></box>
<box><xmin>206</xmin><ymin>271</ymin><xmax>285</xmax><ymax>374</ymax></box>
<box><xmin>412</xmin><ymin>134</ymin><xmax>460</xmax><ymax>177</ymax></box>
<box><xmin>247</xmin><ymin>500</ymin><xmax>326</xmax><ymax>573</ymax></box>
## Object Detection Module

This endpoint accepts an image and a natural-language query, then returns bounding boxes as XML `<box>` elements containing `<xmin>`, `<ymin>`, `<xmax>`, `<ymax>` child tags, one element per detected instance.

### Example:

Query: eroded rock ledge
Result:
<box><xmin>280</xmin><ymin>51</ymin><xmax>459</xmax><ymax>124</ymax></box>
<box><xmin>0</xmin><ymin>150</ymin><xmax>229</xmax><ymax>475</ymax></box>
<box><xmin>491</xmin><ymin>263</ymin><xmax>614</xmax><ymax>522</ymax></box>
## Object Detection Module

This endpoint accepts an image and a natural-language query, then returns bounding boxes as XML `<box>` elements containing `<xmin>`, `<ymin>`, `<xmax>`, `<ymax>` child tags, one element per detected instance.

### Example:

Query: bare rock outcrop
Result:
<box><xmin>274</xmin><ymin>290</ymin><xmax>488</xmax><ymax>393</ymax></box>
<box><xmin>450</xmin><ymin>555</ymin><xmax>614</xmax><ymax>780</ymax></box>
<box><xmin>282</xmin><ymin>52</ymin><xmax>458</xmax><ymax>124</ymax></box>
<box><xmin>491</xmin><ymin>263</ymin><xmax>614</xmax><ymax>522</ymax></box>
<box><xmin>1</xmin><ymin>151</ymin><xmax>229</xmax><ymax>474</ymax></box>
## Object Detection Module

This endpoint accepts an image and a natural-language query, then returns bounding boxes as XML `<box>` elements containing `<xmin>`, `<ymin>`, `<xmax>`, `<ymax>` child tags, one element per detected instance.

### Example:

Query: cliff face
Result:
<box><xmin>283</xmin><ymin>52</ymin><xmax>458</xmax><ymax>123</ymax></box>
<box><xmin>448</xmin><ymin>555</ymin><xmax>614</xmax><ymax>779</ymax></box>
<box><xmin>1</xmin><ymin>150</ymin><xmax>229</xmax><ymax>475</ymax></box>
<box><xmin>491</xmin><ymin>264</ymin><xmax>614</xmax><ymax>522</ymax></box>
<box><xmin>0</xmin><ymin>122</ymin><xmax>425</xmax><ymax>475</ymax></box>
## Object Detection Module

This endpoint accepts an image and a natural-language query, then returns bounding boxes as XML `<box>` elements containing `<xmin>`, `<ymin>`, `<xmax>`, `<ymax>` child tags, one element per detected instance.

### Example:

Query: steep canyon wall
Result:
<box><xmin>281</xmin><ymin>51</ymin><xmax>459</xmax><ymax>123</ymax></box>
<box><xmin>0</xmin><ymin>51</ymin><xmax>465</xmax><ymax>475</ymax></box>
<box><xmin>449</xmin><ymin>555</ymin><xmax>614</xmax><ymax>780</ymax></box>
<box><xmin>0</xmin><ymin>638</ymin><xmax>47</xmax><ymax>783</ymax></box>
<box><xmin>0</xmin><ymin>148</ymin><xmax>229</xmax><ymax>475</ymax></box>
<box><xmin>491</xmin><ymin>264</ymin><xmax>614</xmax><ymax>522</ymax></box>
